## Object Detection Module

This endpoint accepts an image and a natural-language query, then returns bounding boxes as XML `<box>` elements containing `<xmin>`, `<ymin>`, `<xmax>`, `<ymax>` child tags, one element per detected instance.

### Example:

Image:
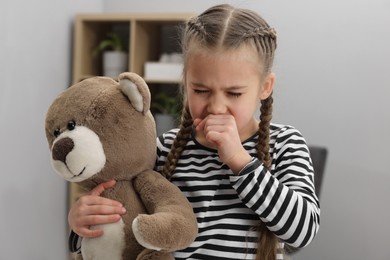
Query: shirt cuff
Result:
<box><xmin>237</xmin><ymin>157</ymin><xmax>262</xmax><ymax>176</ymax></box>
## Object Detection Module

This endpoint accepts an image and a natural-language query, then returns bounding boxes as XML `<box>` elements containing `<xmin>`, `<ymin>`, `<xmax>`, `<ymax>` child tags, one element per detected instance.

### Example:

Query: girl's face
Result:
<box><xmin>185</xmin><ymin>45</ymin><xmax>275</xmax><ymax>142</ymax></box>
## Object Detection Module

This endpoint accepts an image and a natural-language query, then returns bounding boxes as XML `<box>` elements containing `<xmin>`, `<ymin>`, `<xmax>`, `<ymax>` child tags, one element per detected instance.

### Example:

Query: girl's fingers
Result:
<box><xmin>193</xmin><ymin>118</ymin><xmax>202</xmax><ymax>127</ymax></box>
<box><xmin>76</xmin><ymin>213</ymin><xmax>119</xmax><ymax>238</ymax></box>
<box><xmin>82</xmin><ymin>214</ymin><xmax>122</xmax><ymax>226</ymax></box>
<box><xmin>69</xmin><ymin>181</ymin><xmax>125</xmax><ymax>238</ymax></box>
<box><xmin>205</xmin><ymin>125</ymin><xmax>232</xmax><ymax>134</ymax></box>
<box><xmin>197</xmin><ymin>115</ymin><xmax>235</xmax><ymax>130</ymax></box>
<box><xmin>89</xmin><ymin>179</ymin><xmax>116</xmax><ymax>196</ymax></box>
<box><xmin>194</xmin><ymin>118</ymin><xmax>205</xmax><ymax>132</ymax></box>
<box><xmin>78</xmin><ymin>195</ymin><xmax>123</xmax><ymax>207</ymax></box>
<box><xmin>79</xmin><ymin>204</ymin><xmax>126</xmax><ymax>216</ymax></box>
<box><xmin>74</xmin><ymin>213</ymin><xmax>122</xmax><ymax>238</ymax></box>
<box><xmin>77</xmin><ymin>227</ymin><xmax>103</xmax><ymax>238</ymax></box>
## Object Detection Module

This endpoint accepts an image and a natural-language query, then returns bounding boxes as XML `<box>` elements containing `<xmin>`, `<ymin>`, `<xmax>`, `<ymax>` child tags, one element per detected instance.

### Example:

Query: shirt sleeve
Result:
<box><xmin>229</xmin><ymin>127</ymin><xmax>320</xmax><ymax>248</ymax></box>
<box><xmin>154</xmin><ymin>130</ymin><xmax>175</xmax><ymax>172</ymax></box>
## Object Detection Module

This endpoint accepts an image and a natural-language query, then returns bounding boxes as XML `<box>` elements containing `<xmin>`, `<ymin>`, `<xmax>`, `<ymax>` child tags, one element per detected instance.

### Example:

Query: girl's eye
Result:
<box><xmin>228</xmin><ymin>92</ymin><xmax>242</xmax><ymax>98</ymax></box>
<box><xmin>194</xmin><ymin>89</ymin><xmax>209</xmax><ymax>94</ymax></box>
<box><xmin>67</xmin><ymin>120</ymin><xmax>76</xmax><ymax>131</ymax></box>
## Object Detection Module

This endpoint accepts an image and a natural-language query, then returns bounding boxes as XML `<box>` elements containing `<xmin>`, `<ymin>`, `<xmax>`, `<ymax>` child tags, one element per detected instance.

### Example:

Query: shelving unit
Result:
<box><xmin>72</xmin><ymin>13</ymin><xmax>192</xmax><ymax>83</ymax></box>
<box><xmin>69</xmin><ymin>12</ymin><xmax>192</xmax><ymax>234</ymax></box>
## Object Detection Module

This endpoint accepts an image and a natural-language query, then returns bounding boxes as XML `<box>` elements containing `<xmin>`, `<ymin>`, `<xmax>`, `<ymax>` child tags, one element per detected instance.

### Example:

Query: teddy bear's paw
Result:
<box><xmin>132</xmin><ymin>212</ymin><xmax>196</xmax><ymax>252</ymax></box>
<box><xmin>136</xmin><ymin>249</ymin><xmax>174</xmax><ymax>260</ymax></box>
<box><xmin>132</xmin><ymin>216</ymin><xmax>163</xmax><ymax>251</ymax></box>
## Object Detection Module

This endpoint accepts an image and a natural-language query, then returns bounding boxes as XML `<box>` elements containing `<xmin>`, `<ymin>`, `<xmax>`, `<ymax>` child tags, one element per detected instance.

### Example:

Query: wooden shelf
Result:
<box><xmin>69</xmin><ymin>12</ymin><xmax>192</xmax><ymax>259</ymax></box>
<box><xmin>72</xmin><ymin>12</ymin><xmax>192</xmax><ymax>84</ymax></box>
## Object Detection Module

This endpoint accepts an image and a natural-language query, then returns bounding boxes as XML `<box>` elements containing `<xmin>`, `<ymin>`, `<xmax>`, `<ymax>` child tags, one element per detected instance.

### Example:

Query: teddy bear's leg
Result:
<box><xmin>136</xmin><ymin>249</ymin><xmax>174</xmax><ymax>260</ymax></box>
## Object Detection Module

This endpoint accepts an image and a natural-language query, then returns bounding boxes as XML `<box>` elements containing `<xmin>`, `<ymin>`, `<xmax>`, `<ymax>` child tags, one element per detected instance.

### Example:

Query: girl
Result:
<box><xmin>69</xmin><ymin>4</ymin><xmax>320</xmax><ymax>260</ymax></box>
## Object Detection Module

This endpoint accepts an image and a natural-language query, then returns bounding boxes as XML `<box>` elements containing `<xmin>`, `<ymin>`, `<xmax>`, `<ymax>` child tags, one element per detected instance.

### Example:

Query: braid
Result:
<box><xmin>161</xmin><ymin>106</ymin><xmax>193</xmax><ymax>180</ymax></box>
<box><xmin>187</xmin><ymin>16</ymin><xmax>207</xmax><ymax>36</ymax></box>
<box><xmin>243</xmin><ymin>27</ymin><xmax>277</xmax><ymax>40</ymax></box>
<box><xmin>257</xmin><ymin>93</ymin><xmax>273</xmax><ymax>170</ymax></box>
<box><xmin>241</xmin><ymin>26</ymin><xmax>277</xmax><ymax>74</ymax></box>
<box><xmin>256</xmin><ymin>225</ymin><xmax>279</xmax><ymax>260</ymax></box>
<box><xmin>256</xmin><ymin>93</ymin><xmax>277</xmax><ymax>260</ymax></box>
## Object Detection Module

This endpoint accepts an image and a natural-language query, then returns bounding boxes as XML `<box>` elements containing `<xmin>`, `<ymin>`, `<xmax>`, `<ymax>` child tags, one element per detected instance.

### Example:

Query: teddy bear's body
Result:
<box><xmin>45</xmin><ymin>73</ymin><xmax>197</xmax><ymax>260</ymax></box>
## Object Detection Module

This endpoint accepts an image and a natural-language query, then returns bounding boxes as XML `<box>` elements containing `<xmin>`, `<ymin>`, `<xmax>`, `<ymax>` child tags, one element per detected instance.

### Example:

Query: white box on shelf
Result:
<box><xmin>144</xmin><ymin>62</ymin><xmax>183</xmax><ymax>82</ymax></box>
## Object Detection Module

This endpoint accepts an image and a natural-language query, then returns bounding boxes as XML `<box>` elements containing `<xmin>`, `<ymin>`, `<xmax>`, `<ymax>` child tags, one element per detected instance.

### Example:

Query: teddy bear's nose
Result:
<box><xmin>52</xmin><ymin>137</ymin><xmax>74</xmax><ymax>163</ymax></box>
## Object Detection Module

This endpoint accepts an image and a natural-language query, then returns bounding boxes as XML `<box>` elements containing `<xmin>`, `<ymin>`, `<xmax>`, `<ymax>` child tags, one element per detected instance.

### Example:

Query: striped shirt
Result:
<box><xmin>155</xmin><ymin>123</ymin><xmax>320</xmax><ymax>260</ymax></box>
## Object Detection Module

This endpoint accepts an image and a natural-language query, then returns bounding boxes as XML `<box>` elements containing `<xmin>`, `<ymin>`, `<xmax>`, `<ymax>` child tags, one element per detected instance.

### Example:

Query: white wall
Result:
<box><xmin>104</xmin><ymin>1</ymin><xmax>390</xmax><ymax>260</ymax></box>
<box><xmin>0</xmin><ymin>1</ymin><xmax>103</xmax><ymax>259</ymax></box>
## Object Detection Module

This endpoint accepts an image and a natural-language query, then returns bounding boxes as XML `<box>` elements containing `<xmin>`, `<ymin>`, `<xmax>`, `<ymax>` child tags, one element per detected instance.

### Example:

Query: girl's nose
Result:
<box><xmin>207</xmin><ymin>95</ymin><xmax>227</xmax><ymax>114</ymax></box>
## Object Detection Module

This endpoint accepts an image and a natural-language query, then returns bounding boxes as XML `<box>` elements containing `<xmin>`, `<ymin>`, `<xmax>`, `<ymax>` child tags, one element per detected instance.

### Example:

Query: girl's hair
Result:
<box><xmin>161</xmin><ymin>4</ymin><xmax>278</xmax><ymax>260</ymax></box>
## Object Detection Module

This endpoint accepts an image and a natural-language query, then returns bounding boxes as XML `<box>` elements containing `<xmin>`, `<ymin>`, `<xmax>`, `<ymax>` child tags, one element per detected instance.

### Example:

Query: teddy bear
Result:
<box><xmin>45</xmin><ymin>72</ymin><xmax>198</xmax><ymax>260</ymax></box>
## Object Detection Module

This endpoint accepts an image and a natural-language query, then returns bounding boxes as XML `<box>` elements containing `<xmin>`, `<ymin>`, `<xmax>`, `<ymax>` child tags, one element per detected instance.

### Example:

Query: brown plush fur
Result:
<box><xmin>45</xmin><ymin>72</ymin><xmax>197</xmax><ymax>260</ymax></box>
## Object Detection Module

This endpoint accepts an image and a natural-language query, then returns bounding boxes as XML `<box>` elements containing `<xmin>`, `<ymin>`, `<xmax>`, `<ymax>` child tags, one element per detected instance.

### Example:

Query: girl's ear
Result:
<box><xmin>260</xmin><ymin>72</ymin><xmax>275</xmax><ymax>100</ymax></box>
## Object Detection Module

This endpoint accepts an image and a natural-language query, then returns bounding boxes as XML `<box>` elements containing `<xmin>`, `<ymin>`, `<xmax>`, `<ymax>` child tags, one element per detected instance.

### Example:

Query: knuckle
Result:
<box><xmin>78</xmin><ymin>196</ymin><xmax>88</xmax><ymax>204</ymax></box>
<box><xmin>78</xmin><ymin>205</ymin><xmax>88</xmax><ymax>215</ymax></box>
<box><xmin>91</xmin><ymin>215</ymin><xmax>100</xmax><ymax>223</ymax></box>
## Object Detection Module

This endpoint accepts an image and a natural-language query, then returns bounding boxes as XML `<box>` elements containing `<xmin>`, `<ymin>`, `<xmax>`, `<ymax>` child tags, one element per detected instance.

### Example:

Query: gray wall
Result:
<box><xmin>0</xmin><ymin>0</ymin><xmax>103</xmax><ymax>259</ymax></box>
<box><xmin>1</xmin><ymin>0</ymin><xmax>388</xmax><ymax>260</ymax></box>
<box><xmin>104</xmin><ymin>1</ymin><xmax>390</xmax><ymax>260</ymax></box>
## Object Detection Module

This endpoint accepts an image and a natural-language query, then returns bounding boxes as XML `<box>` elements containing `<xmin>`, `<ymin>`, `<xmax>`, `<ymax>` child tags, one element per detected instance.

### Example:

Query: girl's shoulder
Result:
<box><xmin>270</xmin><ymin>122</ymin><xmax>298</xmax><ymax>133</ymax></box>
<box><xmin>270</xmin><ymin>123</ymin><xmax>304</xmax><ymax>139</ymax></box>
<box><xmin>269</xmin><ymin>123</ymin><xmax>309</xmax><ymax>151</ymax></box>
<box><xmin>157</xmin><ymin>128</ymin><xmax>181</xmax><ymax>149</ymax></box>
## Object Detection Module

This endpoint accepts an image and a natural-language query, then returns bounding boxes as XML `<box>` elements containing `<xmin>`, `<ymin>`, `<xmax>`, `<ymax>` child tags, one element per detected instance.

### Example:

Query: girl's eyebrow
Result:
<box><xmin>224</xmin><ymin>85</ymin><xmax>247</xmax><ymax>90</ymax></box>
<box><xmin>191</xmin><ymin>82</ymin><xmax>207</xmax><ymax>87</ymax></box>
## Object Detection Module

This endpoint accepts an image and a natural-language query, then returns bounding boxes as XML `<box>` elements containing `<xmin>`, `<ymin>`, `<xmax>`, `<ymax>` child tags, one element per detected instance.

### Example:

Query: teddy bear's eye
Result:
<box><xmin>67</xmin><ymin>120</ymin><xmax>76</xmax><ymax>131</ymax></box>
<box><xmin>53</xmin><ymin>128</ymin><xmax>60</xmax><ymax>137</ymax></box>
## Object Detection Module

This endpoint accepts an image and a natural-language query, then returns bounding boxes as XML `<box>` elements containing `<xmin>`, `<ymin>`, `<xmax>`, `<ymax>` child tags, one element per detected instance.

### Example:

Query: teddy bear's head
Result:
<box><xmin>45</xmin><ymin>73</ymin><xmax>156</xmax><ymax>190</ymax></box>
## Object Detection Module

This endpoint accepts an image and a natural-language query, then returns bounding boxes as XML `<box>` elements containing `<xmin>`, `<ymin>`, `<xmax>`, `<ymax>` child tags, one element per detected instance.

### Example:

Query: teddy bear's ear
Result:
<box><xmin>118</xmin><ymin>72</ymin><xmax>151</xmax><ymax>114</ymax></box>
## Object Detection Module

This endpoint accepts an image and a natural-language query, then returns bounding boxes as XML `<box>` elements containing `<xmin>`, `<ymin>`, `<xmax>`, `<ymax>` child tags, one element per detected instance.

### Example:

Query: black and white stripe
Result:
<box><xmin>156</xmin><ymin>123</ymin><xmax>320</xmax><ymax>260</ymax></box>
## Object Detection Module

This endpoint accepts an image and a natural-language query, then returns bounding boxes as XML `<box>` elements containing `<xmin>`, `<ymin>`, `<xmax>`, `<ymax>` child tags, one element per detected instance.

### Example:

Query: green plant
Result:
<box><xmin>93</xmin><ymin>32</ymin><xmax>126</xmax><ymax>56</ymax></box>
<box><xmin>152</xmin><ymin>92</ymin><xmax>181</xmax><ymax>117</ymax></box>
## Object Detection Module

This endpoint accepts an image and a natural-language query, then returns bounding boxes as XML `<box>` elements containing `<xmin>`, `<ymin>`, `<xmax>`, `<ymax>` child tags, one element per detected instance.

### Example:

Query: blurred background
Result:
<box><xmin>0</xmin><ymin>0</ymin><xmax>389</xmax><ymax>259</ymax></box>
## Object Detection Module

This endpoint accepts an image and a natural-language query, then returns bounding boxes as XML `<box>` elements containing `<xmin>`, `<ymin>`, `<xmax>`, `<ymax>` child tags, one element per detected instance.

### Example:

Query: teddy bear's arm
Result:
<box><xmin>132</xmin><ymin>170</ymin><xmax>198</xmax><ymax>252</ymax></box>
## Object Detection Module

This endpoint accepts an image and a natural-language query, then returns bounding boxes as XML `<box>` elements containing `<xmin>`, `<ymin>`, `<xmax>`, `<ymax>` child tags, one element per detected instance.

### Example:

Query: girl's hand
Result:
<box><xmin>194</xmin><ymin>115</ymin><xmax>251</xmax><ymax>174</ymax></box>
<box><xmin>68</xmin><ymin>180</ymin><xmax>126</xmax><ymax>238</ymax></box>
